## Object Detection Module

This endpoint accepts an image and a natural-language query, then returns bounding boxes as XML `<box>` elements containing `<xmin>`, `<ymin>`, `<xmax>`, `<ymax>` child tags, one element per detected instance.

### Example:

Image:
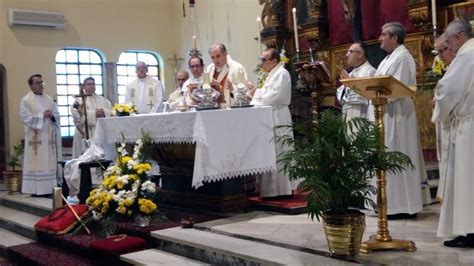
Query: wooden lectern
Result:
<box><xmin>340</xmin><ymin>75</ymin><xmax>417</xmax><ymax>253</ymax></box>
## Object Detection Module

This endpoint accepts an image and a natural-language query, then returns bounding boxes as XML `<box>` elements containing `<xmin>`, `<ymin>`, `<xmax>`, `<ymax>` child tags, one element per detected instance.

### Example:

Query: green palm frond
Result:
<box><xmin>277</xmin><ymin>110</ymin><xmax>413</xmax><ymax>221</ymax></box>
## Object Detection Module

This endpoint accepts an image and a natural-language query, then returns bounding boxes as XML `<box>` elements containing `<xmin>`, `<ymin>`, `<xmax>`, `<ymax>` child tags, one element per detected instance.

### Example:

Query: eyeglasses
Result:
<box><xmin>437</xmin><ymin>47</ymin><xmax>449</xmax><ymax>55</ymax></box>
<box><xmin>177</xmin><ymin>78</ymin><xmax>187</xmax><ymax>81</ymax></box>
<box><xmin>259</xmin><ymin>57</ymin><xmax>271</xmax><ymax>62</ymax></box>
<box><xmin>347</xmin><ymin>50</ymin><xmax>361</xmax><ymax>54</ymax></box>
<box><xmin>189</xmin><ymin>64</ymin><xmax>202</xmax><ymax>68</ymax></box>
<box><xmin>33</xmin><ymin>81</ymin><xmax>45</xmax><ymax>85</ymax></box>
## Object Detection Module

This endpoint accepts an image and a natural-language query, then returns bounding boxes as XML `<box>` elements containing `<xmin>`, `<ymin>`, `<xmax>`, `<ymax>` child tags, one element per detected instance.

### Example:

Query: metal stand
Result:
<box><xmin>360</xmin><ymin>91</ymin><xmax>417</xmax><ymax>253</ymax></box>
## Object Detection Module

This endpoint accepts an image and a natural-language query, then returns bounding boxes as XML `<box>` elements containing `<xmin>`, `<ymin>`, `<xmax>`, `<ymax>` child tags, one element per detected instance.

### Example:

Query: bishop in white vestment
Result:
<box><xmin>250</xmin><ymin>48</ymin><xmax>296</xmax><ymax>197</ymax></box>
<box><xmin>20</xmin><ymin>74</ymin><xmax>60</xmax><ymax>195</ymax></box>
<box><xmin>373</xmin><ymin>22</ymin><xmax>428</xmax><ymax>216</ymax></box>
<box><xmin>432</xmin><ymin>19</ymin><xmax>474</xmax><ymax>245</ymax></box>
<box><xmin>125</xmin><ymin>61</ymin><xmax>164</xmax><ymax>114</ymax></box>
<box><xmin>71</xmin><ymin>77</ymin><xmax>112</xmax><ymax>158</ymax></box>
<box><xmin>207</xmin><ymin>43</ymin><xmax>248</xmax><ymax>108</ymax></box>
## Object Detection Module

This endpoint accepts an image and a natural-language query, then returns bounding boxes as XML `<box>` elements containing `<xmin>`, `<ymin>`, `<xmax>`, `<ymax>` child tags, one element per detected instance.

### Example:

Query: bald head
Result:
<box><xmin>209</xmin><ymin>43</ymin><xmax>228</xmax><ymax>68</ymax></box>
<box><xmin>176</xmin><ymin>70</ymin><xmax>189</xmax><ymax>88</ymax></box>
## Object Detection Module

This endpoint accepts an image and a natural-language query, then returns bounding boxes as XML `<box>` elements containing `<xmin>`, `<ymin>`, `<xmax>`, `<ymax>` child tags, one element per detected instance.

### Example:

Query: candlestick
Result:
<box><xmin>292</xmin><ymin>8</ymin><xmax>299</xmax><ymax>53</ymax></box>
<box><xmin>257</xmin><ymin>17</ymin><xmax>262</xmax><ymax>54</ymax></box>
<box><xmin>192</xmin><ymin>35</ymin><xmax>197</xmax><ymax>50</ymax></box>
<box><xmin>431</xmin><ymin>0</ymin><xmax>437</xmax><ymax>28</ymax></box>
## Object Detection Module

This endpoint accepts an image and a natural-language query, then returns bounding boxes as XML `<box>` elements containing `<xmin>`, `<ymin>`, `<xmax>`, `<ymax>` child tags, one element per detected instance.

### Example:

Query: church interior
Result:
<box><xmin>1</xmin><ymin>0</ymin><xmax>474</xmax><ymax>264</ymax></box>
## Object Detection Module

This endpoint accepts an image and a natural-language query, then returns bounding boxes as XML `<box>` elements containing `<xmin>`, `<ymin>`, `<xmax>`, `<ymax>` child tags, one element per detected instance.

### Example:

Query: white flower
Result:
<box><xmin>116</xmin><ymin>175</ymin><xmax>129</xmax><ymax>185</ymax></box>
<box><xmin>141</xmin><ymin>181</ymin><xmax>156</xmax><ymax>193</ymax></box>
<box><xmin>127</xmin><ymin>159</ymin><xmax>136</xmax><ymax>170</ymax></box>
<box><xmin>92</xmin><ymin>210</ymin><xmax>103</xmax><ymax>221</ymax></box>
<box><xmin>132</xmin><ymin>179</ymin><xmax>140</xmax><ymax>192</ymax></box>
<box><xmin>113</xmin><ymin>190</ymin><xmax>126</xmax><ymax>201</ymax></box>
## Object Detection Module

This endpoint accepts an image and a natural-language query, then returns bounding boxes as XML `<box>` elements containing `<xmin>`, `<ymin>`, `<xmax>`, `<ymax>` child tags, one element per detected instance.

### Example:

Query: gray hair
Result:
<box><xmin>208</xmin><ymin>43</ymin><xmax>227</xmax><ymax>54</ymax></box>
<box><xmin>135</xmin><ymin>61</ymin><xmax>148</xmax><ymax>69</ymax></box>
<box><xmin>445</xmin><ymin>19</ymin><xmax>473</xmax><ymax>38</ymax></box>
<box><xmin>382</xmin><ymin>22</ymin><xmax>406</xmax><ymax>44</ymax></box>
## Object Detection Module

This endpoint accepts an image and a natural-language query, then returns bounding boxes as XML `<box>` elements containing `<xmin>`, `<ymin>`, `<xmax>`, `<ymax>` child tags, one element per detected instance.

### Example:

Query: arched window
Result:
<box><xmin>116</xmin><ymin>51</ymin><xmax>160</xmax><ymax>104</ymax></box>
<box><xmin>55</xmin><ymin>48</ymin><xmax>105</xmax><ymax>137</ymax></box>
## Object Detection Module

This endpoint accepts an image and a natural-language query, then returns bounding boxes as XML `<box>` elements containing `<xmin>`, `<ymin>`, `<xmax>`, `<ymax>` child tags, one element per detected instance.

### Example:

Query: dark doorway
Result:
<box><xmin>0</xmin><ymin>65</ymin><xmax>5</xmax><ymax>171</ymax></box>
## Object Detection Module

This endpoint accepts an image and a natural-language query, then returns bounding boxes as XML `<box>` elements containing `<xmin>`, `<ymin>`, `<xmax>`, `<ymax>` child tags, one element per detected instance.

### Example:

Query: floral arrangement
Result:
<box><xmin>418</xmin><ymin>56</ymin><xmax>446</xmax><ymax>91</ymax></box>
<box><xmin>112</xmin><ymin>103</ymin><xmax>137</xmax><ymax>116</ymax></box>
<box><xmin>86</xmin><ymin>132</ymin><xmax>163</xmax><ymax>234</ymax></box>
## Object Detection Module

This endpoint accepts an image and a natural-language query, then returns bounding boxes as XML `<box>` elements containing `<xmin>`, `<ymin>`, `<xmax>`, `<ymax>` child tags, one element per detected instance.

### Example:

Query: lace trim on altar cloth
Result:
<box><xmin>192</xmin><ymin>165</ymin><xmax>276</xmax><ymax>188</ymax></box>
<box><xmin>117</xmin><ymin>136</ymin><xmax>195</xmax><ymax>144</ymax></box>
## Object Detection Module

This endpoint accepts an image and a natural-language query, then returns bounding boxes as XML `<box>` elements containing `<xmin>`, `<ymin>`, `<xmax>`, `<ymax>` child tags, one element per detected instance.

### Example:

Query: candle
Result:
<box><xmin>292</xmin><ymin>8</ymin><xmax>299</xmax><ymax>53</ymax></box>
<box><xmin>203</xmin><ymin>72</ymin><xmax>210</xmax><ymax>84</ymax></box>
<box><xmin>431</xmin><ymin>0</ymin><xmax>437</xmax><ymax>28</ymax></box>
<box><xmin>257</xmin><ymin>17</ymin><xmax>262</xmax><ymax>54</ymax></box>
<box><xmin>192</xmin><ymin>35</ymin><xmax>197</xmax><ymax>50</ymax></box>
<box><xmin>237</xmin><ymin>70</ymin><xmax>245</xmax><ymax>84</ymax></box>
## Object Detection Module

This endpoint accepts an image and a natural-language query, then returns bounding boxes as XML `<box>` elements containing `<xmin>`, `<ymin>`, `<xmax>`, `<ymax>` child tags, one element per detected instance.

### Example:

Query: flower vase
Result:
<box><xmin>134</xmin><ymin>215</ymin><xmax>150</xmax><ymax>227</ymax></box>
<box><xmin>117</xmin><ymin>111</ymin><xmax>130</xmax><ymax>117</ymax></box>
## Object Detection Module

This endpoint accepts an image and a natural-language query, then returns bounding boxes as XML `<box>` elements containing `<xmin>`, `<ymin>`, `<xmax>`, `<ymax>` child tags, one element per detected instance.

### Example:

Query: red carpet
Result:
<box><xmin>7</xmin><ymin>207</ymin><xmax>222</xmax><ymax>265</ymax></box>
<box><xmin>248</xmin><ymin>191</ymin><xmax>308</xmax><ymax>214</ymax></box>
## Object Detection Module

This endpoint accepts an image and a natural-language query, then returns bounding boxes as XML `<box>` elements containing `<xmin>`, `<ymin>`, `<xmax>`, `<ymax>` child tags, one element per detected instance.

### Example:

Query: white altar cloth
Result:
<box><xmin>93</xmin><ymin>107</ymin><xmax>277</xmax><ymax>188</ymax></box>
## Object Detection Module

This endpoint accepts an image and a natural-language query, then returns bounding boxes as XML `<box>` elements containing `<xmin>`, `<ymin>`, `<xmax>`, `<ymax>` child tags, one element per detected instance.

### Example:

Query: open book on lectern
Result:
<box><xmin>340</xmin><ymin>75</ymin><xmax>416</xmax><ymax>100</ymax></box>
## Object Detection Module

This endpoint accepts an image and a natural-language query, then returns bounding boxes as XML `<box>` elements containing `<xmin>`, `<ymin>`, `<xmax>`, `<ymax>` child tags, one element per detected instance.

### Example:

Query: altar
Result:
<box><xmin>93</xmin><ymin>107</ymin><xmax>278</xmax><ymax>211</ymax></box>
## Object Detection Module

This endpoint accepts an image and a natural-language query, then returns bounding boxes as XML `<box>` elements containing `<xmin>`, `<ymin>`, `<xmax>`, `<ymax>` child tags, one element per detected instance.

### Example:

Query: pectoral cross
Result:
<box><xmin>29</xmin><ymin>131</ymin><xmax>42</xmax><ymax>156</ymax></box>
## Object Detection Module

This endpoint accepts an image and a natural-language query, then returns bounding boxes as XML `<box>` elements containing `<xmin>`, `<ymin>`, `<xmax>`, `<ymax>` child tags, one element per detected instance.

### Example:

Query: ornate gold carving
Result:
<box><xmin>259</xmin><ymin>0</ymin><xmax>283</xmax><ymax>29</ymax></box>
<box><xmin>308</xmin><ymin>0</ymin><xmax>325</xmax><ymax>18</ymax></box>
<box><xmin>303</xmin><ymin>29</ymin><xmax>328</xmax><ymax>50</ymax></box>
<box><xmin>262</xmin><ymin>37</ymin><xmax>277</xmax><ymax>48</ymax></box>
<box><xmin>407</xmin><ymin>2</ymin><xmax>432</xmax><ymax>31</ymax></box>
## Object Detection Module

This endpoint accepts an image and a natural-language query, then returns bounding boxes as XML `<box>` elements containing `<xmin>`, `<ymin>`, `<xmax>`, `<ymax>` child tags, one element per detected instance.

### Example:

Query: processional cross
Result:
<box><xmin>167</xmin><ymin>54</ymin><xmax>185</xmax><ymax>87</ymax></box>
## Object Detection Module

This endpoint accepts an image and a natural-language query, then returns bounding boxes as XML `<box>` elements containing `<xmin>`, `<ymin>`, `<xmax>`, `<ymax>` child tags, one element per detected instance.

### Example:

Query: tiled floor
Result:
<box><xmin>198</xmin><ymin>203</ymin><xmax>474</xmax><ymax>265</ymax></box>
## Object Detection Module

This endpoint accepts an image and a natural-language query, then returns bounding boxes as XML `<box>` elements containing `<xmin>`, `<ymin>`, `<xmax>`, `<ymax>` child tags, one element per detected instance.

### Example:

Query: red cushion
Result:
<box><xmin>34</xmin><ymin>205</ymin><xmax>89</xmax><ymax>235</ymax></box>
<box><xmin>89</xmin><ymin>235</ymin><xmax>148</xmax><ymax>256</ymax></box>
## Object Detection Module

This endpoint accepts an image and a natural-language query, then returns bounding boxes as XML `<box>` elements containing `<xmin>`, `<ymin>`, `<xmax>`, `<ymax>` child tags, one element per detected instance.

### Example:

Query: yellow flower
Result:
<box><xmin>117</xmin><ymin>205</ymin><xmax>127</xmax><ymax>214</ymax></box>
<box><xmin>138</xmin><ymin>198</ymin><xmax>157</xmax><ymax>214</ymax></box>
<box><xmin>121</xmin><ymin>156</ymin><xmax>132</xmax><ymax>165</ymax></box>
<box><xmin>124</xmin><ymin>197</ymin><xmax>134</xmax><ymax>207</ymax></box>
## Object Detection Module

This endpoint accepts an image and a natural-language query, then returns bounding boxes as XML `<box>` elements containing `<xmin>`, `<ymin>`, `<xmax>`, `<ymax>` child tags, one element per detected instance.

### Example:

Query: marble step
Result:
<box><xmin>121</xmin><ymin>248</ymin><xmax>209</xmax><ymax>265</ymax></box>
<box><xmin>151</xmin><ymin>227</ymin><xmax>349</xmax><ymax>265</ymax></box>
<box><xmin>0</xmin><ymin>205</ymin><xmax>41</xmax><ymax>240</ymax></box>
<box><xmin>0</xmin><ymin>191</ymin><xmax>52</xmax><ymax>217</ymax></box>
<box><xmin>0</xmin><ymin>228</ymin><xmax>33</xmax><ymax>257</ymax></box>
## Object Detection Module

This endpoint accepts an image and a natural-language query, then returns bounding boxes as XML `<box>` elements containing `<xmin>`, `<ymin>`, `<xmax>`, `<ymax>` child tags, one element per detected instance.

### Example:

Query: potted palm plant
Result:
<box><xmin>2</xmin><ymin>143</ymin><xmax>24</xmax><ymax>194</ymax></box>
<box><xmin>278</xmin><ymin>110</ymin><xmax>412</xmax><ymax>257</ymax></box>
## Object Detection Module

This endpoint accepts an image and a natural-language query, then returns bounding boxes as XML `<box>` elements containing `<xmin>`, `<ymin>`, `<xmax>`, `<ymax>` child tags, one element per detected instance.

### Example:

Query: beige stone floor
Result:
<box><xmin>198</xmin><ymin>203</ymin><xmax>474</xmax><ymax>265</ymax></box>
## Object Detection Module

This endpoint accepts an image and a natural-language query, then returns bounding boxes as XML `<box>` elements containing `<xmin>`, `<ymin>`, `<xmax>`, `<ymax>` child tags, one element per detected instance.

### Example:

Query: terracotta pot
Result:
<box><xmin>322</xmin><ymin>210</ymin><xmax>366</xmax><ymax>257</ymax></box>
<box><xmin>3</xmin><ymin>170</ymin><xmax>22</xmax><ymax>194</ymax></box>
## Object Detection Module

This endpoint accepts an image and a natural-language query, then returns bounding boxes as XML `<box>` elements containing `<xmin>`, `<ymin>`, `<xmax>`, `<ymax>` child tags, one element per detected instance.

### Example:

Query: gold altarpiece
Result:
<box><xmin>258</xmin><ymin>0</ymin><xmax>473</xmax><ymax>152</ymax></box>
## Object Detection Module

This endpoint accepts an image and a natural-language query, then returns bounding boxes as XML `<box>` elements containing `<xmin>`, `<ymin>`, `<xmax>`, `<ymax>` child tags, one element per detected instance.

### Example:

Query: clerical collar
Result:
<box><xmin>353</xmin><ymin>61</ymin><xmax>366</xmax><ymax>70</ymax></box>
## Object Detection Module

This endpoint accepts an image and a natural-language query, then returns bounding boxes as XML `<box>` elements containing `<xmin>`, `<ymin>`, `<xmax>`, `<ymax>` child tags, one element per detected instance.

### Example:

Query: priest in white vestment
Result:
<box><xmin>20</xmin><ymin>74</ymin><xmax>60</xmax><ymax>195</ymax></box>
<box><xmin>248</xmin><ymin>48</ymin><xmax>297</xmax><ymax>197</ymax></box>
<box><xmin>336</xmin><ymin>41</ymin><xmax>376</xmax><ymax>120</ymax></box>
<box><xmin>184</xmin><ymin>56</ymin><xmax>209</xmax><ymax>106</ymax></box>
<box><xmin>71</xmin><ymin>77</ymin><xmax>112</xmax><ymax>158</ymax></box>
<box><xmin>373</xmin><ymin>22</ymin><xmax>429</xmax><ymax>217</ymax></box>
<box><xmin>432</xmin><ymin>19</ymin><xmax>474</xmax><ymax>248</ymax></box>
<box><xmin>432</xmin><ymin>34</ymin><xmax>456</xmax><ymax>203</ymax></box>
<box><xmin>206</xmin><ymin>43</ymin><xmax>248</xmax><ymax>108</ymax></box>
<box><xmin>125</xmin><ymin>61</ymin><xmax>164</xmax><ymax>114</ymax></box>
<box><xmin>166</xmin><ymin>70</ymin><xmax>189</xmax><ymax>112</ymax></box>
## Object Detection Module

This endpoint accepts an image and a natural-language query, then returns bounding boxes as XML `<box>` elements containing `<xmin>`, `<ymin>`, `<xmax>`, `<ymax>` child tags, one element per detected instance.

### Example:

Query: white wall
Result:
<box><xmin>1</xmin><ymin>0</ymin><xmax>261</xmax><ymax>147</ymax></box>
